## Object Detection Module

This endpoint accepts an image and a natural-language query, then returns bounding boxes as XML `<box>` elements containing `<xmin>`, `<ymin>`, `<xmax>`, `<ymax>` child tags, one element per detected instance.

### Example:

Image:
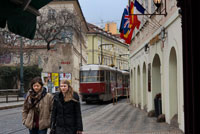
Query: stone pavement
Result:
<box><xmin>83</xmin><ymin>100</ymin><xmax>184</xmax><ymax>134</ymax></box>
<box><xmin>0</xmin><ymin>97</ymin><xmax>24</xmax><ymax>110</ymax></box>
<box><xmin>0</xmin><ymin>97</ymin><xmax>184</xmax><ymax>134</ymax></box>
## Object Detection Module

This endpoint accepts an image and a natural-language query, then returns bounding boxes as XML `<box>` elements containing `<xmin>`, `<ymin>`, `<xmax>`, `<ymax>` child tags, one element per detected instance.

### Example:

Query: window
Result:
<box><xmin>98</xmin><ymin>55</ymin><xmax>101</xmax><ymax>64</ymax></box>
<box><xmin>151</xmin><ymin>0</ymin><xmax>156</xmax><ymax>13</ymax></box>
<box><xmin>48</xmin><ymin>9</ymin><xmax>56</xmax><ymax>19</ymax></box>
<box><xmin>98</xmin><ymin>40</ymin><xmax>101</xmax><ymax>48</ymax></box>
<box><xmin>80</xmin><ymin>70</ymin><xmax>104</xmax><ymax>82</ymax></box>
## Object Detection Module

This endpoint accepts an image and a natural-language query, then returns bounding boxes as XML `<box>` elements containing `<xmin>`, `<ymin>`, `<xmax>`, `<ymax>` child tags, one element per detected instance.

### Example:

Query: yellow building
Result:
<box><xmin>86</xmin><ymin>23</ymin><xmax>129</xmax><ymax>70</ymax></box>
<box><xmin>105</xmin><ymin>22</ymin><xmax>117</xmax><ymax>35</ymax></box>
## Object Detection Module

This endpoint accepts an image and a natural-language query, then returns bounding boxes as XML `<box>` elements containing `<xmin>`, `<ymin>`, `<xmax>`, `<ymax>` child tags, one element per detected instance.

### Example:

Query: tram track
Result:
<box><xmin>0</xmin><ymin>128</ymin><xmax>27</xmax><ymax>134</ymax></box>
<box><xmin>0</xmin><ymin>103</ymin><xmax>107</xmax><ymax>134</ymax></box>
<box><xmin>0</xmin><ymin>111</ymin><xmax>21</xmax><ymax>118</ymax></box>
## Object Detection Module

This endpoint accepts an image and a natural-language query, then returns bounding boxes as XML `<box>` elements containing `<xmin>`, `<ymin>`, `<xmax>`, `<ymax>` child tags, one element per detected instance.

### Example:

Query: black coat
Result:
<box><xmin>51</xmin><ymin>92</ymin><xmax>83</xmax><ymax>134</ymax></box>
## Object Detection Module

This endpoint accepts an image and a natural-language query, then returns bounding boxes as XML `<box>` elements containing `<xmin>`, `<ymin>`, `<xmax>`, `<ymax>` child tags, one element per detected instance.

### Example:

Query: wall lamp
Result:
<box><xmin>144</xmin><ymin>44</ymin><xmax>150</xmax><ymax>54</ymax></box>
<box><xmin>160</xmin><ymin>27</ymin><xmax>167</xmax><ymax>42</ymax></box>
<box><xmin>153</xmin><ymin>0</ymin><xmax>162</xmax><ymax>8</ymax></box>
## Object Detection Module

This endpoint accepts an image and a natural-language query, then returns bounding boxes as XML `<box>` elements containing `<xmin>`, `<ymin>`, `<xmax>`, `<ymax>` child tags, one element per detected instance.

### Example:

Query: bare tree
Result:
<box><xmin>35</xmin><ymin>7</ymin><xmax>84</xmax><ymax>50</ymax></box>
<box><xmin>0</xmin><ymin>30</ymin><xmax>18</xmax><ymax>56</ymax></box>
<box><xmin>0</xmin><ymin>7</ymin><xmax>84</xmax><ymax>51</ymax></box>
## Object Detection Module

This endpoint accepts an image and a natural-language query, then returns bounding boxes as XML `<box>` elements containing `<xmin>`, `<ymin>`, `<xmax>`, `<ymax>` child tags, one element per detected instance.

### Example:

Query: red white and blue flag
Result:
<box><xmin>119</xmin><ymin>0</ymin><xmax>145</xmax><ymax>44</ymax></box>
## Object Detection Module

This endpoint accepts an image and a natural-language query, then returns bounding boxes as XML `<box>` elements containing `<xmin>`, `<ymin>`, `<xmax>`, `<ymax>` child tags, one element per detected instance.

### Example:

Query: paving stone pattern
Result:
<box><xmin>83</xmin><ymin>101</ymin><xmax>184</xmax><ymax>134</ymax></box>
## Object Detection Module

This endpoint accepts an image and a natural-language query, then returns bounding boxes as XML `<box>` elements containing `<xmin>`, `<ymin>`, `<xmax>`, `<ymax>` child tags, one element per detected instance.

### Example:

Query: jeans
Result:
<box><xmin>29</xmin><ymin>128</ymin><xmax>47</xmax><ymax>134</ymax></box>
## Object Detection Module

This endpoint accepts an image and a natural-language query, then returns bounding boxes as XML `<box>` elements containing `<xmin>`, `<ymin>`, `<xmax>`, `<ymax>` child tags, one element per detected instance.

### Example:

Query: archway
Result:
<box><xmin>143</xmin><ymin>63</ymin><xmax>147</xmax><ymax>110</ymax></box>
<box><xmin>169</xmin><ymin>47</ymin><xmax>178</xmax><ymax>122</ymax></box>
<box><xmin>137</xmin><ymin>66</ymin><xmax>141</xmax><ymax>107</ymax></box>
<box><xmin>152</xmin><ymin>54</ymin><xmax>161</xmax><ymax>111</ymax></box>
<box><xmin>130</xmin><ymin>69</ymin><xmax>133</xmax><ymax>103</ymax></box>
<box><xmin>134</xmin><ymin>68</ymin><xmax>136</xmax><ymax>104</ymax></box>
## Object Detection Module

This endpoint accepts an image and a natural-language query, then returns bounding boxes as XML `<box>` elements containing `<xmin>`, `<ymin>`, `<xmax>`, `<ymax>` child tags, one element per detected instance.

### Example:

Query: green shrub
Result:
<box><xmin>0</xmin><ymin>66</ymin><xmax>42</xmax><ymax>91</ymax></box>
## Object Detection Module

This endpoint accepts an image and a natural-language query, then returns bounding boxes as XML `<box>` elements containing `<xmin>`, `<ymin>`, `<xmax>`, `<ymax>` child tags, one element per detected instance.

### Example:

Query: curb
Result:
<box><xmin>0</xmin><ymin>103</ymin><xmax>24</xmax><ymax>110</ymax></box>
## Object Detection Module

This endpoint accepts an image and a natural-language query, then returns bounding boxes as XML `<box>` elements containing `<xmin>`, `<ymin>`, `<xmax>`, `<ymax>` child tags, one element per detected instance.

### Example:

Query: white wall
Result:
<box><xmin>129</xmin><ymin>15</ymin><xmax>184</xmax><ymax>131</ymax></box>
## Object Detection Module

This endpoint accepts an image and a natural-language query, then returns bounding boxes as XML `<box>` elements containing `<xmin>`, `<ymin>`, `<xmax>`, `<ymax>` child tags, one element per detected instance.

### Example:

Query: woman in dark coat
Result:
<box><xmin>50</xmin><ymin>80</ymin><xmax>83</xmax><ymax>134</ymax></box>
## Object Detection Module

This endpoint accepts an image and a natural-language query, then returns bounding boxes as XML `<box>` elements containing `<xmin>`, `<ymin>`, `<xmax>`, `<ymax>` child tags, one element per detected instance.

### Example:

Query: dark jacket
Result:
<box><xmin>51</xmin><ymin>92</ymin><xmax>83</xmax><ymax>134</ymax></box>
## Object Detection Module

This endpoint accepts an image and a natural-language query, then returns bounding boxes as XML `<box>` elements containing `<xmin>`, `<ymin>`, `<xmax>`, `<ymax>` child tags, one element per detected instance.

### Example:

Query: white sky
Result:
<box><xmin>79</xmin><ymin>0</ymin><xmax>128</xmax><ymax>29</ymax></box>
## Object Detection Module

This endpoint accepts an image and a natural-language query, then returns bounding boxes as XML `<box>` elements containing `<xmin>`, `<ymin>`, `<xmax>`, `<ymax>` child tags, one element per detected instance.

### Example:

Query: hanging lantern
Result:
<box><xmin>153</xmin><ymin>0</ymin><xmax>162</xmax><ymax>8</ymax></box>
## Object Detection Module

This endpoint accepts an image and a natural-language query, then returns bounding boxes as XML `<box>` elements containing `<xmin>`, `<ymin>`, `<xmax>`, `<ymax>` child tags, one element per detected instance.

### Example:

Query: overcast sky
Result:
<box><xmin>79</xmin><ymin>0</ymin><xmax>128</xmax><ymax>29</ymax></box>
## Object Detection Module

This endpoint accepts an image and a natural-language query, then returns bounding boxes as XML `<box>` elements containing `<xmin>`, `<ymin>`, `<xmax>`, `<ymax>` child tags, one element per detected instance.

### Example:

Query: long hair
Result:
<box><xmin>60</xmin><ymin>80</ymin><xmax>76</xmax><ymax>102</ymax></box>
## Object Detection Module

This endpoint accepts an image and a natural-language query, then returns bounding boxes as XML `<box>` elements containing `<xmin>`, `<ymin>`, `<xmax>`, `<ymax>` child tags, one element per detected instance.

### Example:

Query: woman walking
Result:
<box><xmin>22</xmin><ymin>76</ymin><xmax>53</xmax><ymax>134</ymax></box>
<box><xmin>50</xmin><ymin>80</ymin><xmax>83</xmax><ymax>134</ymax></box>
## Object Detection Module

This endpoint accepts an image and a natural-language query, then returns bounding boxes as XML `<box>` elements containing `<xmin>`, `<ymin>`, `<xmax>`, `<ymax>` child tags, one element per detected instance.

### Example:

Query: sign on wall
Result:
<box><xmin>51</xmin><ymin>73</ymin><xmax>59</xmax><ymax>87</ymax></box>
<box><xmin>41</xmin><ymin>72</ymin><xmax>72</xmax><ymax>88</ymax></box>
<box><xmin>59</xmin><ymin>73</ymin><xmax>72</xmax><ymax>84</ymax></box>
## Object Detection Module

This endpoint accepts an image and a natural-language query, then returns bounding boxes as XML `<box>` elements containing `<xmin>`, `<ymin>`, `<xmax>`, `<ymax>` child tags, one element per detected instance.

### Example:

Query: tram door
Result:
<box><xmin>106</xmin><ymin>71</ymin><xmax>110</xmax><ymax>94</ymax></box>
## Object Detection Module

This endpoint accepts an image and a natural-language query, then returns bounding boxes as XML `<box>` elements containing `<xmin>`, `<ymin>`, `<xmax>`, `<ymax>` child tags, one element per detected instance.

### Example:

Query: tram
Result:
<box><xmin>79</xmin><ymin>64</ymin><xmax>129</xmax><ymax>103</ymax></box>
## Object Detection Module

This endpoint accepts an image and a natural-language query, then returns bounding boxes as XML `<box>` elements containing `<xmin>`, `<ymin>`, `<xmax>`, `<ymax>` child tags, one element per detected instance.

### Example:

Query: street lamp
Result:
<box><xmin>19</xmin><ymin>37</ymin><xmax>24</xmax><ymax>97</ymax></box>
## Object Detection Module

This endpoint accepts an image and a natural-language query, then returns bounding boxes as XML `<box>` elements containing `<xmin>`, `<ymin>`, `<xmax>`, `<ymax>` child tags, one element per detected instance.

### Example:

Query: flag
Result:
<box><xmin>119</xmin><ymin>1</ymin><xmax>145</xmax><ymax>44</ymax></box>
<box><xmin>124</xmin><ymin>1</ymin><xmax>139</xmax><ymax>44</ymax></box>
<box><xmin>119</xmin><ymin>6</ymin><xmax>132</xmax><ymax>42</ymax></box>
<box><xmin>119</xmin><ymin>6</ymin><xmax>130</xmax><ymax>35</ymax></box>
<box><xmin>134</xmin><ymin>0</ymin><xmax>145</xmax><ymax>14</ymax></box>
<box><xmin>134</xmin><ymin>0</ymin><xmax>146</xmax><ymax>28</ymax></box>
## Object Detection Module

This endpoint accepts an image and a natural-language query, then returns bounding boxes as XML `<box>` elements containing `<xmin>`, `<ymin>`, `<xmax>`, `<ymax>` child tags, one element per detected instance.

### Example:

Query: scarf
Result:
<box><xmin>24</xmin><ymin>88</ymin><xmax>47</xmax><ymax>111</ymax></box>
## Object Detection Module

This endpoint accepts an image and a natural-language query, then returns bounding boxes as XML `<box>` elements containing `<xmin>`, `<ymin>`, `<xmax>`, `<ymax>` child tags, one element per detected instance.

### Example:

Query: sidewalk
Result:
<box><xmin>83</xmin><ymin>99</ymin><xmax>184</xmax><ymax>134</ymax></box>
<box><xmin>0</xmin><ymin>97</ymin><xmax>24</xmax><ymax>110</ymax></box>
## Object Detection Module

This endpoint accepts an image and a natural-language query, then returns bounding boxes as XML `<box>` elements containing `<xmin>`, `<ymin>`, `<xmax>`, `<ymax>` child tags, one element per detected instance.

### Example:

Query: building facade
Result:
<box><xmin>104</xmin><ymin>22</ymin><xmax>118</xmax><ymax>35</ymax></box>
<box><xmin>129</xmin><ymin>0</ymin><xmax>184</xmax><ymax>131</ymax></box>
<box><xmin>87</xmin><ymin>23</ymin><xmax>129</xmax><ymax>70</ymax></box>
<box><xmin>0</xmin><ymin>0</ymin><xmax>88</xmax><ymax>92</ymax></box>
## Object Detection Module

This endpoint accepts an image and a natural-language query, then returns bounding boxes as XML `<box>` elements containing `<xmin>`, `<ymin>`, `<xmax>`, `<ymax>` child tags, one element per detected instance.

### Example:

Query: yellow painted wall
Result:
<box><xmin>87</xmin><ymin>34</ymin><xmax>129</xmax><ymax>70</ymax></box>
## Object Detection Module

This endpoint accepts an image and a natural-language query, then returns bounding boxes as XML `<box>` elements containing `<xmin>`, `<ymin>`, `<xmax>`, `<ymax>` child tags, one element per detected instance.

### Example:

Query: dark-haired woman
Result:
<box><xmin>22</xmin><ymin>76</ymin><xmax>53</xmax><ymax>134</ymax></box>
<box><xmin>50</xmin><ymin>80</ymin><xmax>83</xmax><ymax>134</ymax></box>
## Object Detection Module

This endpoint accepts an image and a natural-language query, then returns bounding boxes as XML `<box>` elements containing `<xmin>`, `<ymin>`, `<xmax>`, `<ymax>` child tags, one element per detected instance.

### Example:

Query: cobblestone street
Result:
<box><xmin>83</xmin><ymin>100</ymin><xmax>184</xmax><ymax>134</ymax></box>
<box><xmin>0</xmin><ymin>99</ymin><xmax>184</xmax><ymax>134</ymax></box>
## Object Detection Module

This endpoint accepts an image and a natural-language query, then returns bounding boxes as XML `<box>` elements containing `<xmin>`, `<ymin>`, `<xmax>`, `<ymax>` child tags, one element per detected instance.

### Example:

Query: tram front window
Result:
<box><xmin>80</xmin><ymin>70</ymin><xmax>104</xmax><ymax>82</ymax></box>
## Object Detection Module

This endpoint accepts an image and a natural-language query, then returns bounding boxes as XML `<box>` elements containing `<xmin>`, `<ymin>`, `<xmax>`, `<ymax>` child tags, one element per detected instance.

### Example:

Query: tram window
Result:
<box><xmin>80</xmin><ymin>70</ymin><xmax>104</xmax><ymax>82</ymax></box>
<box><xmin>110</xmin><ymin>71</ymin><xmax>116</xmax><ymax>81</ymax></box>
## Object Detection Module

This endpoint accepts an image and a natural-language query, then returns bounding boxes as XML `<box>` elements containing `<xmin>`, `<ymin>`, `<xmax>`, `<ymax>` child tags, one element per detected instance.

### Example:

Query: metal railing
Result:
<box><xmin>112</xmin><ymin>87</ymin><xmax>130</xmax><ymax>105</ymax></box>
<box><xmin>0</xmin><ymin>89</ymin><xmax>20</xmax><ymax>103</ymax></box>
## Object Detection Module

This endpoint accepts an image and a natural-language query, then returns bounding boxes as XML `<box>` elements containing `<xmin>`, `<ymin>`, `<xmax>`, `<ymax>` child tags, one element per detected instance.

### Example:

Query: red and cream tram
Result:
<box><xmin>79</xmin><ymin>64</ymin><xmax>129</xmax><ymax>103</ymax></box>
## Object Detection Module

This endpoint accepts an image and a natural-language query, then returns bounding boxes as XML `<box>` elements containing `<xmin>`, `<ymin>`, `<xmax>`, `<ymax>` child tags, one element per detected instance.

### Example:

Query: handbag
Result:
<box><xmin>50</xmin><ymin>128</ymin><xmax>56</xmax><ymax>134</ymax></box>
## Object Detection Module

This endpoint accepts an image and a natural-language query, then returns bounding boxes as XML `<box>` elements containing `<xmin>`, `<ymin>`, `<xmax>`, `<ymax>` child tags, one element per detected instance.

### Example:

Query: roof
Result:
<box><xmin>1</xmin><ymin>45</ymin><xmax>55</xmax><ymax>50</ymax></box>
<box><xmin>80</xmin><ymin>64</ymin><xmax>116</xmax><ymax>71</ymax></box>
<box><xmin>87</xmin><ymin>23</ymin><xmax>128</xmax><ymax>48</ymax></box>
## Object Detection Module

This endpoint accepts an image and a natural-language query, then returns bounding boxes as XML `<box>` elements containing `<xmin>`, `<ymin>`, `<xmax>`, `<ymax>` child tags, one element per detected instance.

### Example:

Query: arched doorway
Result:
<box><xmin>134</xmin><ymin>68</ymin><xmax>136</xmax><ymax>104</ymax></box>
<box><xmin>152</xmin><ymin>54</ymin><xmax>161</xmax><ymax>111</ymax></box>
<box><xmin>130</xmin><ymin>69</ymin><xmax>133</xmax><ymax>103</ymax></box>
<box><xmin>137</xmin><ymin>66</ymin><xmax>141</xmax><ymax>107</ymax></box>
<box><xmin>169</xmin><ymin>47</ymin><xmax>178</xmax><ymax>122</ymax></box>
<box><xmin>143</xmin><ymin>63</ymin><xmax>147</xmax><ymax>110</ymax></box>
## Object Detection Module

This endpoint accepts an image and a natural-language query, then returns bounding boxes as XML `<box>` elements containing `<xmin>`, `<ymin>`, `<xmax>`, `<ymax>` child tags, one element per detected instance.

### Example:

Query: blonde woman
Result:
<box><xmin>50</xmin><ymin>80</ymin><xmax>83</xmax><ymax>134</ymax></box>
